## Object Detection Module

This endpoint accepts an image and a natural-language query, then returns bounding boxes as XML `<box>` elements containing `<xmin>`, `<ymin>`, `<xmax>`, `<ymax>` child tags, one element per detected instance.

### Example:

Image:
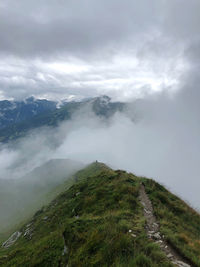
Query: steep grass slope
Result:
<box><xmin>0</xmin><ymin>159</ymin><xmax>84</xmax><ymax>241</ymax></box>
<box><xmin>144</xmin><ymin>179</ymin><xmax>200</xmax><ymax>266</ymax></box>
<box><xmin>0</xmin><ymin>163</ymin><xmax>199</xmax><ymax>266</ymax></box>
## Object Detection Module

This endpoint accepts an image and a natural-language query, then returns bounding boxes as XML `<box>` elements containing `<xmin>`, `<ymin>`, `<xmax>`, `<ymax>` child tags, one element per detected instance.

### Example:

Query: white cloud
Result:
<box><xmin>0</xmin><ymin>40</ymin><xmax>188</xmax><ymax>101</ymax></box>
<box><xmin>0</xmin><ymin>0</ymin><xmax>195</xmax><ymax>101</ymax></box>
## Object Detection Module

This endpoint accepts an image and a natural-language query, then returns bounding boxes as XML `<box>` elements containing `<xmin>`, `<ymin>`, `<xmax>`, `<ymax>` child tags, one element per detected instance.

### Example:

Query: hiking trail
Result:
<box><xmin>139</xmin><ymin>184</ymin><xmax>192</xmax><ymax>267</ymax></box>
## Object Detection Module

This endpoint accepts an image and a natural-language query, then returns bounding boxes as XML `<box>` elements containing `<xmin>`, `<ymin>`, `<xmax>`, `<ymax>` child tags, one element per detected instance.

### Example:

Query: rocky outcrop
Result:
<box><xmin>2</xmin><ymin>231</ymin><xmax>22</xmax><ymax>248</ymax></box>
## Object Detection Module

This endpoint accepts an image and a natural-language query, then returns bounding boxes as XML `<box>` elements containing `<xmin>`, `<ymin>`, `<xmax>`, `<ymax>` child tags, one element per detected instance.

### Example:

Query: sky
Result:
<box><xmin>0</xmin><ymin>0</ymin><xmax>199</xmax><ymax>101</ymax></box>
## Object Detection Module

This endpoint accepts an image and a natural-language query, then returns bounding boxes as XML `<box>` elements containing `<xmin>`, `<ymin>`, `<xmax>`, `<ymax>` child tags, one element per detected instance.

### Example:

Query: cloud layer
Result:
<box><xmin>0</xmin><ymin>0</ymin><xmax>198</xmax><ymax>100</ymax></box>
<box><xmin>1</xmin><ymin>82</ymin><xmax>200</xmax><ymax>209</ymax></box>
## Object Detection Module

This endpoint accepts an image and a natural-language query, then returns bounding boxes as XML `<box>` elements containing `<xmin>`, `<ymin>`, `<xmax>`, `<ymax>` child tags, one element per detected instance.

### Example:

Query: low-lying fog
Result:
<box><xmin>1</xmin><ymin>85</ymin><xmax>200</xmax><ymax>210</ymax></box>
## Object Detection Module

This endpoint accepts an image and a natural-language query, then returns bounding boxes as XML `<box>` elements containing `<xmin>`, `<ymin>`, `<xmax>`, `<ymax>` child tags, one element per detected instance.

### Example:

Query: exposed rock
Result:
<box><xmin>155</xmin><ymin>240</ymin><xmax>163</xmax><ymax>244</ymax></box>
<box><xmin>131</xmin><ymin>234</ymin><xmax>137</xmax><ymax>238</ymax></box>
<box><xmin>144</xmin><ymin>208</ymin><xmax>151</xmax><ymax>214</ymax></box>
<box><xmin>24</xmin><ymin>228</ymin><xmax>30</xmax><ymax>237</ymax></box>
<box><xmin>153</xmin><ymin>222</ymin><xmax>159</xmax><ymax>227</ymax></box>
<box><xmin>148</xmin><ymin>230</ymin><xmax>155</xmax><ymax>234</ymax></box>
<box><xmin>2</xmin><ymin>231</ymin><xmax>22</xmax><ymax>248</ymax></box>
<box><xmin>173</xmin><ymin>260</ymin><xmax>191</xmax><ymax>267</ymax></box>
<box><xmin>62</xmin><ymin>234</ymin><xmax>68</xmax><ymax>256</ymax></box>
<box><xmin>167</xmin><ymin>253</ymin><xmax>173</xmax><ymax>258</ymax></box>
<box><xmin>152</xmin><ymin>232</ymin><xmax>161</xmax><ymax>240</ymax></box>
<box><xmin>62</xmin><ymin>244</ymin><xmax>68</xmax><ymax>256</ymax></box>
<box><xmin>24</xmin><ymin>227</ymin><xmax>33</xmax><ymax>239</ymax></box>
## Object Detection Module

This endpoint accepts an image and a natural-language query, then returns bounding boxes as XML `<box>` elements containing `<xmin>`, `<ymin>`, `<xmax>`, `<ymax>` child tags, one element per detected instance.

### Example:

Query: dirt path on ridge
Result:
<box><xmin>139</xmin><ymin>184</ymin><xmax>193</xmax><ymax>267</ymax></box>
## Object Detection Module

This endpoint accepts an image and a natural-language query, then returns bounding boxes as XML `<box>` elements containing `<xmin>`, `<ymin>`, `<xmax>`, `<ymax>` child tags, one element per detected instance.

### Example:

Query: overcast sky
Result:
<box><xmin>0</xmin><ymin>0</ymin><xmax>199</xmax><ymax>101</ymax></box>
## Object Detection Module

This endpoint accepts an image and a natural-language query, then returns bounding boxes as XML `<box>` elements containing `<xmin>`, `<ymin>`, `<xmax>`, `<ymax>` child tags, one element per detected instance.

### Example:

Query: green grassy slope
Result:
<box><xmin>143</xmin><ymin>178</ymin><xmax>200</xmax><ymax>266</ymax></box>
<box><xmin>0</xmin><ymin>163</ymin><xmax>200</xmax><ymax>266</ymax></box>
<box><xmin>0</xmin><ymin>159</ymin><xmax>84</xmax><ymax>242</ymax></box>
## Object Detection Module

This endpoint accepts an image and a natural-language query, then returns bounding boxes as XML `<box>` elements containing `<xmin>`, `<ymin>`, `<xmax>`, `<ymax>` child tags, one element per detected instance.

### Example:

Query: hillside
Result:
<box><xmin>0</xmin><ymin>159</ymin><xmax>84</xmax><ymax>238</ymax></box>
<box><xmin>0</xmin><ymin>163</ymin><xmax>200</xmax><ymax>266</ymax></box>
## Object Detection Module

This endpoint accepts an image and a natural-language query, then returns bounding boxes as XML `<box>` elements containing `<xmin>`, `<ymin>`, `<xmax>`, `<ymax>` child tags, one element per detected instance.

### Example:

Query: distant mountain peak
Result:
<box><xmin>98</xmin><ymin>95</ymin><xmax>111</xmax><ymax>104</ymax></box>
<box><xmin>24</xmin><ymin>96</ymin><xmax>35</xmax><ymax>103</ymax></box>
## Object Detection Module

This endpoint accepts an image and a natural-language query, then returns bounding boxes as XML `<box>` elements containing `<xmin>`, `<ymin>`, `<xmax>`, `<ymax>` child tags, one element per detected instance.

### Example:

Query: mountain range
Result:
<box><xmin>0</xmin><ymin>96</ymin><xmax>125</xmax><ymax>143</ymax></box>
<box><xmin>0</xmin><ymin>97</ymin><xmax>57</xmax><ymax>130</ymax></box>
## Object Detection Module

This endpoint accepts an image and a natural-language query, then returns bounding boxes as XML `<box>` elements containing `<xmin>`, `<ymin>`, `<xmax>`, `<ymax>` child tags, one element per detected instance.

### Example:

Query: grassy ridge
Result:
<box><xmin>144</xmin><ymin>178</ymin><xmax>200</xmax><ymax>266</ymax></box>
<box><xmin>0</xmin><ymin>163</ymin><xmax>173</xmax><ymax>267</ymax></box>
